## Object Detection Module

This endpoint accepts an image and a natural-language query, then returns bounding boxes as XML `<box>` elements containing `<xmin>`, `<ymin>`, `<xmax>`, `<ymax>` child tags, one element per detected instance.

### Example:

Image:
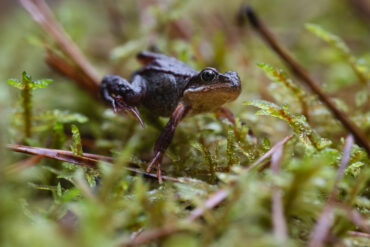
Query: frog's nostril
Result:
<box><xmin>224</xmin><ymin>71</ymin><xmax>240</xmax><ymax>83</ymax></box>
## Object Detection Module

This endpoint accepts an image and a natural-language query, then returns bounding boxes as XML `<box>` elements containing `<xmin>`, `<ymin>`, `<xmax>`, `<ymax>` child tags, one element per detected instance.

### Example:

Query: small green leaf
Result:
<box><xmin>28</xmin><ymin>182</ymin><xmax>58</xmax><ymax>192</ymax></box>
<box><xmin>9</xmin><ymin>72</ymin><xmax>52</xmax><ymax>90</ymax></box>
<box><xmin>62</xmin><ymin>162</ymin><xmax>75</xmax><ymax>170</ymax></box>
<box><xmin>7</xmin><ymin>79</ymin><xmax>24</xmax><ymax>89</ymax></box>
<box><xmin>85</xmin><ymin>169</ymin><xmax>97</xmax><ymax>187</ymax></box>
<box><xmin>7</xmin><ymin>72</ymin><xmax>54</xmax><ymax>139</ymax></box>
<box><xmin>262</xmin><ymin>137</ymin><xmax>271</xmax><ymax>150</ymax></box>
<box><xmin>71</xmin><ymin>124</ymin><xmax>83</xmax><ymax>156</ymax></box>
<box><xmin>257</xmin><ymin>62</ymin><xmax>308</xmax><ymax>113</ymax></box>
<box><xmin>57</xmin><ymin>182</ymin><xmax>62</xmax><ymax>198</ymax></box>
<box><xmin>29</xmin><ymin>79</ymin><xmax>53</xmax><ymax>89</ymax></box>
<box><xmin>61</xmin><ymin>188</ymin><xmax>80</xmax><ymax>202</ymax></box>
<box><xmin>345</xmin><ymin>161</ymin><xmax>364</xmax><ymax>177</ymax></box>
<box><xmin>22</xmin><ymin>71</ymin><xmax>32</xmax><ymax>83</ymax></box>
<box><xmin>244</xmin><ymin>99</ymin><xmax>331</xmax><ymax>150</ymax></box>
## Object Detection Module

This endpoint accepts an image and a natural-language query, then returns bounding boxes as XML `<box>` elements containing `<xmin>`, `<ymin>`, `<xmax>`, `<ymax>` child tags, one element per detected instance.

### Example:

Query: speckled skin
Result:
<box><xmin>133</xmin><ymin>52</ymin><xmax>197</xmax><ymax>116</ymax></box>
<box><xmin>100</xmin><ymin>51</ymin><xmax>241</xmax><ymax>117</ymax></box>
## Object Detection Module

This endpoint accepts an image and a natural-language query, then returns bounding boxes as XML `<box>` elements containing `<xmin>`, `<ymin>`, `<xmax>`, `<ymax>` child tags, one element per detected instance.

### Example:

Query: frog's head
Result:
<box><xmin>183</xmin><ymin>68</ymin><xmax>241</xmax><ymax>113</ymax></box>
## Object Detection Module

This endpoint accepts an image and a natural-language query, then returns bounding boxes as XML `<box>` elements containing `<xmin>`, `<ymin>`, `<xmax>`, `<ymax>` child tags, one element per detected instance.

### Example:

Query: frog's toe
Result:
<box><xmin>127</xmin><ymin>106</ymin><xmax>145</xmax><ymax>128</ymax></box>
<box><xmin>111</xmin><ymin>99</ymin><xmax>118</xmax><ymax>113</ymax></box>
<box><xmin>114</xmin><ymin>96</ymin><xmax>145</xmax><ymax>128</ymax></box>
<box><xmin>146</xmin><ymin>151</ymin><xmax>164</xmax><ymax>183</ymax></box>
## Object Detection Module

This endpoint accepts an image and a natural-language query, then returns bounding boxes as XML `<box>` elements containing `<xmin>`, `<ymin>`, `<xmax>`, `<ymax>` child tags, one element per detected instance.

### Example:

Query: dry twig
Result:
<box><xmin>335</xmin><ymin>203</ymin><xmax>370</xmax><ymax>234</ymax></box>
<box><xmin>347</xmin><ymin>231</ymin><xmax>370</xmax><ymax>238</ymax></box>
<box><xmin>270</xmin><ymin>145</ymin><xmax>287</xmax><ymax>242</ymax></box>
<box><xmin>5</xmin><ymin>155</ymin><xmax>42</xmax><ymax>174</ymax></box>
<box><xmin>246</xmin><ymin>134</ymin><xmax>293</xmax><ymax>171</ymax></box>
<box><xmin>45</xmin><ymin>49</ymin><xmax>99</xmax><ymax>96</ymax></box>
<box><xmin>348</xmin><ymin>0</ymin><xmax>370</xmax><ymax>25</ymax></box>
<box><xmin>7</xmin><ymin>144</ymin><xmax>180</xmax><ymax>182</ymax></box>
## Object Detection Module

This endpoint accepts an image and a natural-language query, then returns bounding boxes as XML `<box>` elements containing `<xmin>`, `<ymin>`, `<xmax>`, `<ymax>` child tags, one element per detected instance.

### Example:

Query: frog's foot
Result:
<box><xmin>100</xmin><ymin>74</ymin><xmax>146</xmax><ymax>128</ymax></box>
<box><xmin>146</xmin><ymin>151</ymin><xmax>164</xmax><ymax>183</ymax></box>
<box><xmin>114</xmin><ymin>95</ymin><xmax>145</xmax><ymax>128</ymax></box>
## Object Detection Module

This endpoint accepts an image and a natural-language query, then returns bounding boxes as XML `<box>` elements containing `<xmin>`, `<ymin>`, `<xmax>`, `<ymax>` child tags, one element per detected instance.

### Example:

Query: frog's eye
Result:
<box><xmin>200</xmin><ymin>69</ymin><xmax>216</xmax><ymax>82</ymax></box>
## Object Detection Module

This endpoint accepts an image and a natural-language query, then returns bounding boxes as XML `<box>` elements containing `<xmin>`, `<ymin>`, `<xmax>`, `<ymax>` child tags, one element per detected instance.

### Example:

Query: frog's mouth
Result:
<box><xmin>184</xmin><ymin>72</ymin><xmax>241</xmax><ymax>102</ymax></box>
<box><xmin>183</xmin><ymin>74</ymin><xmax>241</xmax><ymax>113</ymax></box>
<box><xmin>183</xmin><ymin>85</ymin><xmax>240</xmax><ymax>114</ymax></box>
<box><xmin>184</xmin><ymin>83</ymin><xmax>240</xmax><ymax>102</ymax></box>
<box><xmin>185</xmin><ymin>83</ymin><xmax>238</xmax><ymax>94</ymax></box>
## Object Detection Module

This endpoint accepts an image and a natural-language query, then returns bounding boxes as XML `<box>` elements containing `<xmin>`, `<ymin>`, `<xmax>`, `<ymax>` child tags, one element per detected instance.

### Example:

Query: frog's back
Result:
<box><xmin>134</xmin><ymin>52</ymin><xmax>198</xmax><ymax>116</ymax></box>
<box><xmin>136</xmin><ymin>51</ymin><xmax>197</xmax><ymax>77</ymax></box>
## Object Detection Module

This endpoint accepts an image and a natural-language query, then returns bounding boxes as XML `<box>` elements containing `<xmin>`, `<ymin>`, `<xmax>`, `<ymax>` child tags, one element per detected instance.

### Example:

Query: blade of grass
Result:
<box><xmin>308</xmin><ymin>135</ymin><xmax>354</xmax><ymax>247</ymax></box>
<box><xmin>271</xmin><ymin>145</ymin><xmax>287</xmax><ymax>242</ymax></box>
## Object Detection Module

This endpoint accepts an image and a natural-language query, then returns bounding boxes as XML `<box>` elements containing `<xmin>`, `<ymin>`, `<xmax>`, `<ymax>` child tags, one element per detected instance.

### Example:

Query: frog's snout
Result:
<box><xmin>223</xmin><ymin>71</ymin><xmax>241</xmax><ymax>90</ymax></box>
<box><xmin>224</xmin><ymin>71</ymin><xmax>239</xmax><ymax>82</ymax></box>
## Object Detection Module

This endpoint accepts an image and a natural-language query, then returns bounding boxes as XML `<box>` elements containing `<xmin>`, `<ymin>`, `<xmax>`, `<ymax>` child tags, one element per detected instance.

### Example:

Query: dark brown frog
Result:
<box><xmin>100</xmin><ymin>51</ymin><xmax>241</xmax><ymax>182</ymax></box>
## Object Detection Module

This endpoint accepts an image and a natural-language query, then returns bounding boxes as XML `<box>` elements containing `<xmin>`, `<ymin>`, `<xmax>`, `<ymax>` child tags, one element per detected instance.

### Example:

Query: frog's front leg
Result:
<box><xmin>146</xmin><ymin>102</ymin><xmax>191</xmax><ymax>183</ymax></box>
<box><xmin>100</xmin><ymin>74</ymin><xmax>146</xmax><ymax>126</ymax></box>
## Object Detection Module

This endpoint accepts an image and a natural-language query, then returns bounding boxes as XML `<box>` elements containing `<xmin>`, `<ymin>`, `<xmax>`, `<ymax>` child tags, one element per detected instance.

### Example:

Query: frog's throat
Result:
<box><xmin>184</xmin><ymin>83</ymin><xmax>240</xmax><ymax>99</ymax></box>
<box><xmin>183</xmin><ymin>84</ymin><xmax>241</xmax><ymax>113</ymax></box>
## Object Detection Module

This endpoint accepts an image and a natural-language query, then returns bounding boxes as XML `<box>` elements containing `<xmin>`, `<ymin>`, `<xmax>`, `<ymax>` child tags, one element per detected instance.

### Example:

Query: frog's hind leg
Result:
<box><xmin>146</xmin><ymin>101</ymin><xmax>191</xmax><ymax>183</ymax></box>
<box><xmin>100</xmin><ymin>74</ymin><xmax>146</xmax><ymax>126</ymax></box>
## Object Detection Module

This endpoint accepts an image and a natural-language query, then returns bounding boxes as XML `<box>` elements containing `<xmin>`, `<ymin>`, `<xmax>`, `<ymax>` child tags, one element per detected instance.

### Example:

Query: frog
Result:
<box><xmin>100</xmin><ymin>51</ymin><xmax>241</xmax><ymax>182</ymax></box>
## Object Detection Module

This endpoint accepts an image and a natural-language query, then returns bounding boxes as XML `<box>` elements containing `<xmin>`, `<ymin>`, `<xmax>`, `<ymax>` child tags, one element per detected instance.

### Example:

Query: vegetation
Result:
<box><xmin>0</xmin><ymin>0</ymin><xmax>369</xmax><ymax>246</ymax></box>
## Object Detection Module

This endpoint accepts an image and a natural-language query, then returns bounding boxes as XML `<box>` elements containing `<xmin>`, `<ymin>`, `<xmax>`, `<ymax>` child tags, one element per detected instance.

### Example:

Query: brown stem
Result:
<box><xmin>22</xmin><ymin>81</ymin><xmax>32</xmax><ymax>138</ymax></box>
<box><xmin>7</xmin><ymin>144</ymin><xmax>180</xmax><ymax>183</ymax></box>
<box><xmin>270</xmin><ymin>145</ymin><xmax>287</xmax><ymax>242</ymax></box>
<box><xmin>45</xmin><ymin>50</ymin><xmax>99</xmax><ymax>97</ymax></box>
<box><xmin>19</xmin><ymin>0</ymin><xmax>100</xmax><ymax>92</ymax></box>
<box><xmin>122</xmin><ymin>225</ymin><xmax>180</xmax><ymax>247</ymax></box>
<box><xmin>347</xmin><ymin>231</ymin><xmax>370</xmax><ymax>238</ymax></box>
<box><xmin>348</xmin><ymin>0</ymin><xmax>370</xmax><ymax>26</ymax></box>
<box><xmin>6</xmin><ymin>155</ymin><xmax>42</xmax><ymax>174</ymax></box>
<box><xmin>308</xmin><ymin>135</ymin><xmax>354</xmax><ymax>247</ymax></box>
<box><xmin>246</xmin><ymin>135</ymin><xmax>293</xmax><ymax>171</ymax></box>
<box><xmin>335</xmin><ymin>203</ymin><xmax>370</xmax><ymax>234</ymax></box>
<box><xmin>243</xmin><ymin>6</ymin><xmax>370</xmax><ymax>155</ymax></box>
